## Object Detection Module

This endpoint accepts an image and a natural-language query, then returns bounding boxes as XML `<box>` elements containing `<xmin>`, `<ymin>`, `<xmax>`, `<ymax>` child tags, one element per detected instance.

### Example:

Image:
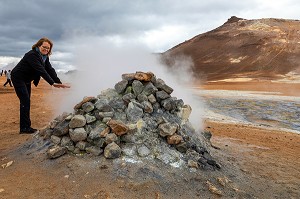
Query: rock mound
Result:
<box><xmin>40</xmin><ymin>71</ymin><xmax>219</xmax><ymax>170</ymax></box>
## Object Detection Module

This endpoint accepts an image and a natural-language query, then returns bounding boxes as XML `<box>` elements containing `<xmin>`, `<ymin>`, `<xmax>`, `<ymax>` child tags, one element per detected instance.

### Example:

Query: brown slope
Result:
<box><xmin>162</xmin><ymin>16</ymin><xmax>300</xmax><ymax>81</ymax></box>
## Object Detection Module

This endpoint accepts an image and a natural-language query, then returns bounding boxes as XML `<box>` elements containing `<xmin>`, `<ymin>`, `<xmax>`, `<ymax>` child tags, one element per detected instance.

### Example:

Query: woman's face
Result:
<box><xmin>38</xmin><ymin>42</ymin><xmax>51</xmax><ymax>55</ymax></box>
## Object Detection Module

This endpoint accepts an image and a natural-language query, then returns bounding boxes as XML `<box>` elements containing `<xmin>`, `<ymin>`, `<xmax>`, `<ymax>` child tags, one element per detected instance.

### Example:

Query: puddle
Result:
<box><xmin>196</xmin><ymin>90</ymin><xmax>300</xmax><ymax>134</ymax></box>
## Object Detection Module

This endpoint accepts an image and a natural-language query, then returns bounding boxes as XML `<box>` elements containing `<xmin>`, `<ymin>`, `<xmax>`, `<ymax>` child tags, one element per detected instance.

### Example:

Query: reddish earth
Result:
<box><xmin>0</xmin><ymin>76</ymin><xmax>300</xmax><ymax>198</ymax></box>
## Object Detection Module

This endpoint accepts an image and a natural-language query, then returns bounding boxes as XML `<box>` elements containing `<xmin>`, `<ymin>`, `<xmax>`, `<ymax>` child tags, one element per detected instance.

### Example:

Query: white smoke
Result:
<box><xmin>55</xmin><ymin>35</ymin><xmax>204</xmax><ymax>132</ymax></box>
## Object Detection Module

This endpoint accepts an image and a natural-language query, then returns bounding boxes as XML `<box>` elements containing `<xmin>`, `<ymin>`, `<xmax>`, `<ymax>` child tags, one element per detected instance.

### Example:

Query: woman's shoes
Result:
<box><xmin>20</xmin><ymin>127</ymin><xmax>39</xmax><ymax>134</ymax></box>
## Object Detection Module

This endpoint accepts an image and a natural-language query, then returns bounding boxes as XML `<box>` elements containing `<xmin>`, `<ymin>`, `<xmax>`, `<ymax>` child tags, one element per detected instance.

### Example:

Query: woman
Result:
<box><xmin>11</xmin><ymin>37</ymin><xmax>70</xmax><ymax>134</ymax></box>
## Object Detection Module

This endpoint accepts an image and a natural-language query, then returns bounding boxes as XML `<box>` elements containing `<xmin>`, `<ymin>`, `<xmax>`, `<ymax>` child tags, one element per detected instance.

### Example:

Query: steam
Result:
<box><xmin>55</xmin><ymin>36</ymin><xmax>204</xmax><ymax>132</ymax></box>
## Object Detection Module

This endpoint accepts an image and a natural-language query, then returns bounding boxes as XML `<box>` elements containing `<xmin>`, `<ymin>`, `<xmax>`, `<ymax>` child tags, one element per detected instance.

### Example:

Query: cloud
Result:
<box><xmin>0</xmin><ymin>0</ymin><xmax>300</xmax><ymax>70</ymax></box>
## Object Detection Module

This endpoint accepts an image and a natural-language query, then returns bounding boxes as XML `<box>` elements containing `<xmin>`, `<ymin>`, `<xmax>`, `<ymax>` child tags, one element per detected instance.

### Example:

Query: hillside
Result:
<box><xmin>162</xmin><ymin>16</ymin><xmax>300</xmax><ymax>81</ymax></box>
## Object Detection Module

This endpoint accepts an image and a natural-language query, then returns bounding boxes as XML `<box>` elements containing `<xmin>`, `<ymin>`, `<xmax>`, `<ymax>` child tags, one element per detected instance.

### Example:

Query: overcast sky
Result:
<box><xmin>1</xmin><ymin>0</ymin><xmax>300</xmax><ymax>71</ymax></box>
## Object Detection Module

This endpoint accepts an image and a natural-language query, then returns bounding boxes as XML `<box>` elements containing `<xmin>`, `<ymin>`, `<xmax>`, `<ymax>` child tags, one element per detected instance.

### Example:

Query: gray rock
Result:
<box><xmin>98</xmin><ymin>111</ymin><xmax>114</xmax><ymax>118</ymax></box>
<box><xmin>142</xmin><ymin>101</ymin><xmax>153</xmax><ymax>113</ymax></box>
<box><xmin>97</xmin><ymin>88</ymin><xmax>120</xmax><ymax>101</ymax></box>
<box><xmin>47</xmin><ymin>146</ymin><xmax>67</xmax><ymax>159</ymax></box>
<box><xmin>86</xmin><ymin>146</ymin><xmax>103</xmax><ymax>156</ymax></box>
<box><xmin>60</xmin><ymin>136</ymin><xmax>74</xmax><ymax>147</ymax></box>
<box><xmin>50</xmin><ymin>135</ymin><xmax>61</xmax><ymax>145</ymax></box>
<box><xmin>85</xmin><ymin>114</ymin><xmax>97</xmax><ymax>124</ymax></box>
<box><xmin>137</xmin><ymin>145</ymin><xmax>151</xmax><ymax>157</ymax></box>
<box><xmin>161</xmin><ymin>97</ymin><xmax>176</xmax><ymax>111</ymax></box>
<box><xmin>137</xmin><ymin>93</ymin><xmax>148</xmax><ymax>103</ymax></box>
<box><xmin>114</xmin><ymin>79</ymin><xmax>128</xmax><ymax>94</ymax></box>
<box><xmin>122</xmin><ymin>93</ymin><xmax>136</xmax><ymax>104</ymax></box>
<box><xmin>132</xmin><ymin>80</ymin><xmax>144</xmax><ymax>96</ymax></box>
<box><xmin>142</xmin><ymin>82</ymin><xmax>158</xmax><ymax>96</ymax></box>
<box><xmin>126</xmin><ymin>102</ymin><xmax>144</xmax><ymax>123</ymax></box>
<box><xmin>122</xmin><ymin>145</ymin><xmax>137</xmax><ymax>156</ymax></box>
<box><xmin>147</xmin><ymin>94</ymin><xmax>157</xmax><ymax>104</ymax></box>
<box><xmin>87</xmin><ymin>124</ymin><xmax>107</xmax><ymax>141</ymax></box>
<box><xmin>158</xmin><ymin>122</ymin><xmax>178</xmax><ymax>137</ymax></box>
<box><xmin>105</xmin><ymin>133</ymin><xmax>118</xmax><ymax>144</ymax></box>
<box><xmin>155</xmin><ymin>90</ymin><xmax>171</xmax><ymax>102</ymax></box>
<box><xmin>104</xmin><ymin>142</ymin><xmax>122</xmax><ymax>159</ymax></box>
<box><xmin>75</xmin><ymin>141</ymin><xmax>88</xmax><ymax>150</ymax></box>
<box><xmin>69</xmin><ymin>128</ymin><xmax>87</xmax><ymax>142</ymax></box>
<box><xmin>109</xmin><ymin>98</ymin><xmax>126</xmax><ymax>110</ymax></box>
<box><xmin>82</xmin><ymin>102</ymin><xmax>95</xmax><ymax>113</ymax></box>
<box><xmin>52</xmin><ymin>120</ymin><xmax>69</xmax><ymax>136</ymax></box>
<box><xmin>94</xmin><ymin>99</ymin><xmax>113</xmax><ymax>112</ymax></box>
<box><xmin>69</xmin><ymin>115</ymin><xmax>86</xmax><ymax>128</ymax></box>
<box><xmin>102</xmin><ymin>117</ymin><xmax>111</xmax><ymax>123</ymax></box>
<box><xmin>154</xmin><ymin>78</ymin><xmax>174</xmax><ymax>94</ymax></box>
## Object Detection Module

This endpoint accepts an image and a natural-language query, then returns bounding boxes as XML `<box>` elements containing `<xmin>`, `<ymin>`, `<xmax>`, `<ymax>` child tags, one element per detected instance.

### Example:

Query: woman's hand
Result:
<box><xmin>52</xmin><ymin>83</ymin><xmax>71</xmax><ymax>88</ymax></box>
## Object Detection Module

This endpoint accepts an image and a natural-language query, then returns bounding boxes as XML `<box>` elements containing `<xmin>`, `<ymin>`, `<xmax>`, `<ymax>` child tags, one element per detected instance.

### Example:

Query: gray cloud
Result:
<box><xmin>0</xmin><ymin>0</ymin><xmax>299</xmax><ymax>68</ymax></box>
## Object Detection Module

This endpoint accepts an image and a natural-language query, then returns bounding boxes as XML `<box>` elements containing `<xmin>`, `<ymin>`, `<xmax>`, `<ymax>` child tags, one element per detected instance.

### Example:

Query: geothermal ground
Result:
<box><xmin>0</xmin><ymin>76</ymin><xmax>299</xmax><ymax>198</ymax></box>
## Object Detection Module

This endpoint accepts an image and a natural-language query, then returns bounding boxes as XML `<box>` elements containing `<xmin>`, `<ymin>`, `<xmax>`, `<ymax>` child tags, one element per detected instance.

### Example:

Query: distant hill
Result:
<box><xmin>161</xmin><ymin>16</ymin><xmax>300</xmax><ymax>81</ymax></box>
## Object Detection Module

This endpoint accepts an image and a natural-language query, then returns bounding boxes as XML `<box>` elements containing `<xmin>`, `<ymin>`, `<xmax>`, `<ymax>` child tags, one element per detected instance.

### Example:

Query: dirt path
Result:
<box><xmin>0</xmin><ymin>76</ymin><xmax>300</xmax><ymax>198</ymax></box>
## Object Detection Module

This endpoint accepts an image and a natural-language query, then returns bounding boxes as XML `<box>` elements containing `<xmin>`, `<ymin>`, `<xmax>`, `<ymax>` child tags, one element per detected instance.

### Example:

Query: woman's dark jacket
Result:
<box><xmin>11</xmin><ymin>49</ymin><xmax>62</xmax><ymax>87</ymax></box>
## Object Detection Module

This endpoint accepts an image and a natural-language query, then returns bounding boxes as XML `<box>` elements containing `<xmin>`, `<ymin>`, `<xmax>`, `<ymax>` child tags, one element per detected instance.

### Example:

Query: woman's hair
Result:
<box><xmin>32</xmin><ymin>37</ymin><xmax>53</xmax><ymax>55</ymax></box>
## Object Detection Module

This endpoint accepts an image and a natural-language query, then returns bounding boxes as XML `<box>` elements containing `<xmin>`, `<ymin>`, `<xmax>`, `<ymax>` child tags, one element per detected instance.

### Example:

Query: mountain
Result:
<box><xmin>161</xmin><ymin>16</ymin><xmax>300</xmax><ymax>81</ymax></box>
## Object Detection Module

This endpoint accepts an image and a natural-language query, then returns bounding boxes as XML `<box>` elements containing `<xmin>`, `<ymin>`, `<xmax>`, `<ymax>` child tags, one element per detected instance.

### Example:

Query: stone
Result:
<box><xmin>98</xmin><ymin>112</ymin><xmax>114</xmax><ymax>118</ymax></box>
<box><xmin>74</xmin><ymin>96</ymin><xmax>97</xmax><ymax>109</ymax></box>
<box><xmin>126</xmin><ymin>102</ymin><xmax>144</xmax><ymax>123</ymax></box>
<box><xmin>154</xmin><ymin>78</ymin><xmax>174</xmax><ymax>94</ymax></box>
<box><xmin>47</xmin><ymin>146</ymin><xmax>67</xmax><ymax>159</ymax></box>
<box><xmin>122</xmin><ymin>71</ymin><xmax>154</xmax><ymax>82</ymax></box>
<box><xmin>86</xmin><ymin>146</ymin><xmax>103</xmax><ymax>156</ymax></box>
<box><xmin>69</xmin><ymin>115</ymin><xmax>86</xmax><ymax>128</ymax></box>
<box><xmin>76</xmin><ymin>141</ymin><xmax>88</xmax><ymax>150</ymax></box>
<box><xmin>50</xmin><ymin>135</ymin><xmax>61</xmax><ymax>145</ymax></box>
<box><xmin>100</xmin><ymin>127</ymin><xmax>110</xmax><ymax>137</ymax></box>
<box><xmin>176</xmin><ymin>142</ymin><xmax>188</xmax><ymax>153</ymax></box>
<box><xmin>142</xmin><ymin>82</ymin><xmax>158</xmax><ymax>96</ymax></box>
<box><xmin>147</xmin><ymin>94</ymin><xmax>156</xmax><ymax>104</ymax></box>
<box><xmin>122</xmin><ymin>145</ymin><xmax>137</xmax><ymax>156</ymax></box>
<box><xmin>142</xmin><ymin>101</ymin><xmax>153</xmax><ymax>113</ymax></box>
<box><xmin>177</xmin><ymin>104</ymin><xmax>192</xmax><ymax>120</ymax></box>
<box><xmin>107</xmin><ymin>119</ymin><xmax>129</xmax><ymax>136</ymax></box>
<box><xmin>94</xmin><ymin>99</ymin><xmax>112</xmax><ymax>112</ymax></box>
<box><xmin>104</xmin><ymin>142</ymin><xmax>122</xmax><ymax>159</ymax></box>
<box><xmin>158</xmin><ymin>122</ymin><xmax>178</xmax><ymax>137</ymax></box>
<box><xmin>167</xmin><ymin>134</ymin><xmax>183</xmax><ymax>145</ymax></box>
<box><xmin>82</xmin><ymin>102</ymin><xmax>95</xmax><ymax>113</ymax></box>
<box><xmin>52</xmin><ymin>120</ymin><xmax>69</xmax><ymax>136</ymax></box>
<box><xmin>155</xmin><ymin>90</ymin><xmax>170</xmax><ymax>102</ymax></box>
<box><xmin>207</xmin><ymin>181</ymin><xmax>222</xmax><ymax>196</ymax></box>
<box><xmin>105</xmin><ymin>133</ymin><xmax>118</xmax><ymax>144</ymax></box>
<box><xmin>60</xmin><ymin>136</ymin><xmax>74</xmax><ymax>147</ymax></box>
<box><xmin>69</xmin><ymin>128</ymin><xmax>87</xmax><ymax>142</ymax></box>
<box><xmin>137</xmin><ymin>145</ymin><xmax>151</xmax><ymax>157</ymax></box>
<box><xmin>122</xmin><ymin>93</ymin><xmax>136</xmax><ymax>104</ymax></box>
<box><xmin>132</xmin><ymin>80</ymin><xmax>144</xmax><ymax>96</ymax></box>
<box><xmin>102</xmin><ymin>117</ymin><xmax>111</xmax><ymax>123</ymax></box>
<box><xmin>85</xmin><ymin>114</ymin><xmax>96</xmax><ymax>124</ymax></box>
<box><xmin>188</xmin><ymin>159</ymin><xmax>199</xmax><ymax>169</ymax></box>
<box><xmin>114</xmin><ymin>79</ymin><xmax>128</xmax><ymax>94</ymax></box>
<box><xmin>161</xmin><ymin>98</ymin><xmax>175</xmax><ymax>111</ymax></box>
<box><xmin>137</xmin><ymin>93</ymin><xmax>148</xmax><ymax>103</ymax></box>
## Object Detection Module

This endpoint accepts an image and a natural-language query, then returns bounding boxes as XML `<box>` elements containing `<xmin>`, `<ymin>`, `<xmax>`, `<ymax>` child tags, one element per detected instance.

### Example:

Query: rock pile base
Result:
<box><xmin>40</xmin><ymin>71</ymin><xmax>219</xmax><ymax>170</ymax></box>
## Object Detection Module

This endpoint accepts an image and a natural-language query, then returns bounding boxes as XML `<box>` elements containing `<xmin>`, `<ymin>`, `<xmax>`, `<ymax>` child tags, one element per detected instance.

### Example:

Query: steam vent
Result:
<box><xmin>40</xmin><ymin>71</ymin><xmax>219</xmax><ymax>170</ymax></box>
